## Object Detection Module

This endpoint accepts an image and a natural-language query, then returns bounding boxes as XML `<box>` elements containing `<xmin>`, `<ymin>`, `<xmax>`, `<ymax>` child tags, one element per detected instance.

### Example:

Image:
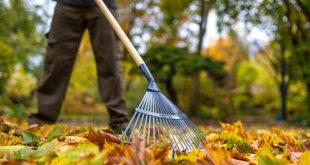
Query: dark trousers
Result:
<box><xmin>37</xmin><ymin>3</ymin><xmax>128</xmax><ymax>126</ymax></box>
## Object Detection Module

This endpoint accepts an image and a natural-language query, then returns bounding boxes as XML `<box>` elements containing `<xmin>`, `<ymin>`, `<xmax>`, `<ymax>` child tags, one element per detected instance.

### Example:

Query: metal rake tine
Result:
<box><xmin>162</xmin><ymin>118</ymin><xmax>180</xmax><ymax>151</ymax></box>
<box><xmin>158</xmin><ymin>97</ymin><xmax>180</xmax><ymax>150</ymax></box>
<box><xmin>158</xmin><ymin>118</ymin><xmax>167</xmax><ymax>142</ymax></box>
<box><xmin>129</xmin><ymin>113</ymin><xmax>141</xmax><ymax>141</ymax></box>
<box><xmin>157</xmin><ymin>99</ymin><xmax>171</xmax><ymax>143</ymax></box>
<box><xmin>125</xmin><ymin>86</ymin><xmax>205</xmax><ymax>151</ymax></box>
<box><xmin>166</xmin><ymin>97</ymin><xmax>176</xmax><ymax>115</ymax></box>
<box><xmin>152</xmin><ymin>93</ymin><xmax>159</xmax><ymax>145</ymax></box>
<box><xmin>169</xmin><ymin>119</ymin><xmax>192</xmax><ymax>151</ymax></box>
<box><xmin>140</xmin><ymin>92</ymin><xmax>149</xmax><ymax>136</ymax></box>
<box><xmin>183</xmin><ymin>119</ymin><xmax>203</xmax><ymax>141</ymax></box>
<box><xmin>138</xmin><ymin>92</ymin><xmax>147</xmax><ymax>109</ymax></box>
<box><xmin>165</xmin><ymin>118</ymin><xmax>186</xmax><ymax>150</ymax></box>
<box><xmin>147</xmin><ymin>113</ymin><xmax>151</xmax><ymax>145</ymax></box>
<box><xmin>144</xmin><ymin>92</ymin><xmax>153</xmax><ymax>145</ymax></box>
<box><xmin>178</xmin><ymin>120</ymin><xmax>202</xmax><ymax>149</ymax></box>
<box><xmin>154</xmin><ymin>93</ymin><xmax>164</xmax><ymax>144</ymax></box>
<box><xmin>156</xmin><ymin>117</ymin><xmax>161</xmax><ymax>143</ymax></box>
<box><xmin>159</xmin><ymin>96</ymin><xmax>186</xmax><ymax>150</ymax></box>
<box><xmin>143</xmin><ymin>115</ymin><xmax>148</xmax><ymax>139</ymax></box>
<box><xmin>138</xmin><ymin>93</ymin><xmax>148</xmax><ymax>108</ymax></box>
<box><xmin>161</xmin><ymin>91</ymin><xmax>206</xmax><ymax>146</ymax></box>
<box><xmin>160</xmin><ymin>97</ymin><xmax>186</xmax><ymax>148</ymax></box>
<box><xmin>175</xmin><ymin>119</ymin><xmax>197</xmax><ymax>150</ymax></box>
<box><xmin>137</xmin><ymin>93</ymin><xmax>148</xmax><ymax>137</ymax></box>
<box><xmin>148</xmin><ymin>115</ymin><xmax>156</xmax><ymax>145</ymax></box>
<box><xmin>183</xmin><ymin>118</ymin><xmax>200</xmax><ymax>137</ymax></box>
<box><xmin>171</xmin><ymin>119</ymin><xmax>193</xmax><ymax>151</ymax></box>
<box><xmin>150</xmin><ymin>93</ymin><xmax>156</xmax><ymax>145</ymax></box>
<box><xmin>155</xmin><ymin>92</ymin><xmax>164</xmax><ymax>115</ymax></box>
<box><xmin>155</xmin><ymin>93</ymin><xmax>168</xmax><ymax>142</ymax></box>
<box><xmin>132</xmin><ymin>93</ymin><xmax>148</xmax><ymax>138</ymax></box>
<box><xmin>151</xmin><ymin>92</ymin><xmax>156</xmax><ymax>113</ymax></box>
<box><xmin>158</xmin><ymin>93</ymin><xmax>171</xmax><ymax>115</ymax></box>
<box><xmin>124</xmin><ymin>112</ymin><xmax>137</xmax><ymax>136</ymax></box>
<box><xmin>176</xmin><ymin>119</ymin><xmax>199</xmax><ymax>147</ymax></box>
<box><xmin>152</xmin><ymin>116</ymin><xmax>156</xmax><ymax>145</ymax></box>
<box><xmin>143</xmin><ymin>92</ymin><xmax>152</xmax><ymax>143</ymax></box>
<box><xmin>160</xmin><ymin>93</ymin><xmax>178</xmax><ymax>114</ymax></box>
<box><xmin>141</xmin><ymin>92</ymin><xmax>150</xmax><ymax>109</ymax></box>
<box><xmin>161</xmin><ymin>93</ymin><xmax>176</xmax><ymax>115</ymax></box>
<box><xmin>187</xmin><ymin>119</ymin><xmax>206</xmax><ymax>141</ymax></box>
<box><xmin>147</xmin><ymin>114</ymin><xmax>152</xmax><ymax>145</ymax></box>
<box><xmin>168</xmin><ymin>119</ymin><xmax>189</xmax><ymax>150</ymax></box>
<box><xmin>184</xmin><ymin>119</ymin><xmax>206</xmax><ymax>143</ymax></box>
<box><xmin>166</xmin><ymin>93</ymin><xmax>205</xmax><ymax>149</ymax></box>
<box><xmin>184</xmin><ymin>120</ymin><xmax>204</xmax><ymax>149</ymax></box>
<box><xmin>136</xmin><ymin>113</ymin><xmax>145</xmax><ymax>138</ymax></box>
<box><xmin>167</xmin><ymin>98</ymin><xmax>179</xmax><ymax>115</ymax></box>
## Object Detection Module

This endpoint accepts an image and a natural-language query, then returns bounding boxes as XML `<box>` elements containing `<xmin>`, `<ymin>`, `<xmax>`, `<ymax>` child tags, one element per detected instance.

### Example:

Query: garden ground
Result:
<box><xmin>0</xmin><ymin>115</ymin><xmax>309</xmax><ymax>164</ymax></box>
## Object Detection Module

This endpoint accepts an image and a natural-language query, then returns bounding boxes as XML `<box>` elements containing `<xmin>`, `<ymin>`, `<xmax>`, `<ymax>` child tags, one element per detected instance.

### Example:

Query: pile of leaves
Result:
<box><xmin>0</xmin><ymin>116</ymin><xmax>309</xmax><ymax>165</ymax></box>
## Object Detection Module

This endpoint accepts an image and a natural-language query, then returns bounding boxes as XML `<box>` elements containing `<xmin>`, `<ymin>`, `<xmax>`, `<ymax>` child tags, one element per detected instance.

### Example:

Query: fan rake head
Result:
<box><xmin>123</xmin><ymin>65</ymin><xmax>206</xmax><ymax>151</ymax></box>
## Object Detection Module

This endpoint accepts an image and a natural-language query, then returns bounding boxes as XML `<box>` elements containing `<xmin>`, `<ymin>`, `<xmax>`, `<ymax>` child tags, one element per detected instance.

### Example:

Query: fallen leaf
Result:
<box><xmin>84</xmin><ymin>129</ymin><xmax>120</xmax><ymax>151</ymax></box>
<box><xmin>231</xmin><ymin>158</ymin><xmax>249</xmax><ymax>165</ymax></box>
<box><xmin>290</xmin><ymin>152</ymin><xmax>302</xmax><ymax>163</ymax></box>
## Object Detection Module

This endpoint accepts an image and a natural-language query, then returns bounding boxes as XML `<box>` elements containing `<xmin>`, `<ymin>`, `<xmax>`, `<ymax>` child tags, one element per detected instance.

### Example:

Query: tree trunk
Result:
<box><xmin>190</xmin><ymin>73</ymin><xmax>200</xmax><ymax>116</ymax></box>
<box><xmin>278</xmin><ymin>45</ymin><xmax>288</xmax><ymax>120</ymax></box>
<box><xmin>306</xmin><ymin>83</ymin><xmax>310</xmax><ymax>113</ymax></box>
<box><xmin>165</xmin><ymin>78</ymin><xmax>178</xmax><ymax>105</ymax></box>
<box><xmin>189</xmin><ymin>0</ymin><xmax>209</xmax><ymax>116</ymax></box>
<box><xmin>196</xmin><ymin>0</ymin><xmax>208</xmax><ymax>54</ymax></box>
<box><xmin>279</xmin><ymin>82</ymin><xmax>288</xmax><ymax>120</ymax></box>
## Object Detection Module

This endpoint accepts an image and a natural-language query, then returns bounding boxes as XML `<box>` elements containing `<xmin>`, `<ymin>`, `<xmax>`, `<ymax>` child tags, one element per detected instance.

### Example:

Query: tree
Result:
<box><xmin>259</xmin><ymin>0</ymin><xmax>309</xmax><ymax>118</ymax></box>
<box><xmin>216</xmin><ymin>0</ymin><xmax>310</xmax><ymax>119</ymax></box>
<box><xmin>190</xmin><ymin>0</ymin><xmax>214</xmax><ymax>116</ymax></box>
<box><xmin>254</xmin><ymin>41</ymin><xmax>291</xmax><ymax>120</ymax></box>
<box><xmin>203</xmin><ymin>31</ymin><xmax>249</xmax><ymax>112</ymax></box>
<box><xmin>143</xmin><ymin>45</ymin><xmax>226</xmax><ymax>109</ymax></box>
<box><xmin>0</xmin><ymin>0</ymin><xmax>44</xmax><ymax>93</ymax></box>
<box><xmin>136</xmin><ymin>0</ymin><xmax>192</xmax><ymax>104</ymax></box>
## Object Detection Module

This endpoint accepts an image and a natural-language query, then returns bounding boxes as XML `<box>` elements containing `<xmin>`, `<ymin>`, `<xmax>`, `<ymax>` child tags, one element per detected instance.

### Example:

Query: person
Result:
<box><xmin>28</xmin><ymin>0</ymin><xmax>128</xmax><ymax>132</ymax></box>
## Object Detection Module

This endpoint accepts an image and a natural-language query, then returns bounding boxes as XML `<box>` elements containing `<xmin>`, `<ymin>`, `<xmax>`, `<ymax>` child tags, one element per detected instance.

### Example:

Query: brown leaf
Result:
<box><xmin>250</xmin><ymin>140</ymin><xmax>259</xmax><ymax>152</ymax></box>
<box><xmin>273</xmin><ymin>128</ymin><xmax>301</xmax><ymax>152</ymax></box>
<box><xmin>19</xmin><ymin>124</ymin><xmax>39</xmax><ymax>133</ymax></box>
<box><xmin>302</xmin><ymin>140</ymin><xmax>310</xmax><ymax>151</ymax></box>
<box><xmin>102</xmin><ymin>136</ymin><xmax>170</xmax><ymax>165</ymax></box>
<box><xmin>6</xmin><ymin>153</ymin><xmax>16</xmax><ymax>165</ymax></box>
<box><xmin>84</xmin><ymin>129</ymin><xmax>121</xmax><ymax>151</ymax></box>
<box><xmin>231</xmin><ymin>150</ymin><xmax>249</xmax><ymax>161</ymax></box>
<box><xmin>125</xmin><ymin>136</ymin><xmax>148</xmax><ymax>164</ymax></box>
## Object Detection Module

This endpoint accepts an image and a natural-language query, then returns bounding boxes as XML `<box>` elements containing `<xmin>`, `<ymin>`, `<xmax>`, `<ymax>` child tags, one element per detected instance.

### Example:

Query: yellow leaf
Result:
<box><xmin>49</xmin><ymin>157</ymin><xmax>71</xmax><ymax>165</ymax></box>
<box><xmin>298</xmin><ymin>150</ymin><xmax>310</xmax><ymax>165</ymax></box>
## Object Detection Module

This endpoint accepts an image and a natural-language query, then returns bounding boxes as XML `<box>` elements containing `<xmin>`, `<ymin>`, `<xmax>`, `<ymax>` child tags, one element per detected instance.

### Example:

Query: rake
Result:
<box><xmin>95</xmin><ymin>0</ymin><xmax>206</xmax><ymax>151</ymax></box>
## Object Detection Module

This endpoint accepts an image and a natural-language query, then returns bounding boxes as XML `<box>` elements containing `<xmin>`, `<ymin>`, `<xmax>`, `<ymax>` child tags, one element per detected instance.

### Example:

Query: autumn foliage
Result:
<box><xmin>0</xmin><ymin>116</ymin><xmax>309</xmax><ymax>165</ymax></box>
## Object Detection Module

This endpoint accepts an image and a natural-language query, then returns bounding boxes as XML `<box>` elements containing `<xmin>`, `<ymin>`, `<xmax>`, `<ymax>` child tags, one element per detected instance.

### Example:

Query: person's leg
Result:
<box><xmin>35</xmin><ymin>3</ymin><xmax>85</xmax><ymax>122</ymax></box>
<box><xmin>85</xmin><ymin>7</ymin><xmax>128</xmax><ymax>129</ymax></box>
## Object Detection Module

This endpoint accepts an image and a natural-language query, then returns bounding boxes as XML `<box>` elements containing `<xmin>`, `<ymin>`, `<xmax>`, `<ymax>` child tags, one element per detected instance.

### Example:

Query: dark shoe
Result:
<box><xmin>27</xmin><ymin>114</ymin><xmax>55</xmax><ymax>125</ymax></box>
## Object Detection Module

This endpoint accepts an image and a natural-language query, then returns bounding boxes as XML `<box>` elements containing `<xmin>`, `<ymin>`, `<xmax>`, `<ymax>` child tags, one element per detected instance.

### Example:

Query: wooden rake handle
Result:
<box><xmin>94</xmin><ymin>0</ymin><xmax>144</xmax><ymax>66</ymax></box>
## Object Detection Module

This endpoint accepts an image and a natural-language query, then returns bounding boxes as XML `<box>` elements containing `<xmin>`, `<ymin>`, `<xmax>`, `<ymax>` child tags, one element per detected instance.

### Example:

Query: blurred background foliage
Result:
<box><xmin>0</xmin><ymin>0</ymin><xmax>309</xmax><ymax>126</ymax></box>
